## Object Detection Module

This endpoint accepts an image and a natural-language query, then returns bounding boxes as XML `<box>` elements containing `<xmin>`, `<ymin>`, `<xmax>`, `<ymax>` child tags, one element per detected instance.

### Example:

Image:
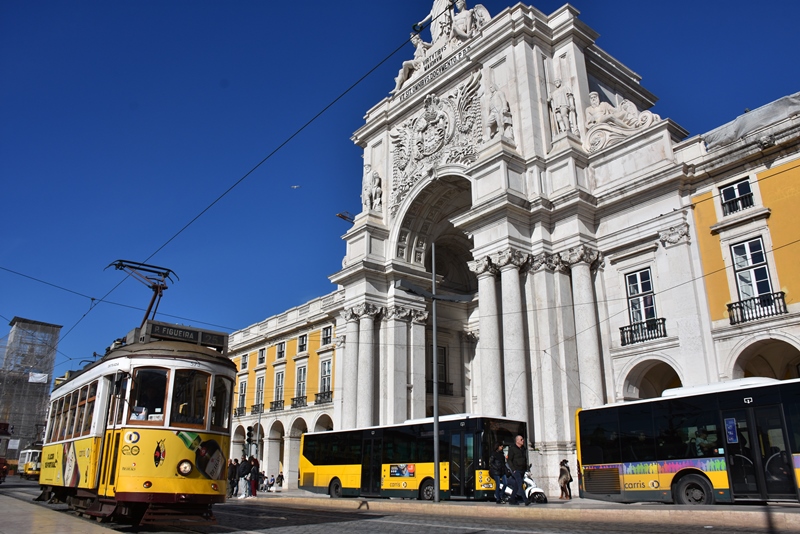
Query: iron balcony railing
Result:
<box><xmin>251</xmin><ymin>403</ymin><xmax>264</xmax><ymax>415</ymax></box>
<box><xmin>620</xmin><ymin>318</ymin><xmax>667</xmax><ymax>346</ymax></box>
<box><xmin>728</xmin><ymin>291</ymin><xmax>787</xmax><ymax>325</ymax></box>
<box><xmin>269</xmin><ymin>400</ymin><xmax>284</xmax><ymax>412</ymax></box>
<box><xmin>234</xmin><ymin>406</ymin><xmax>246</xmax><ymax>417</ymax></box>
<box><xmin>721</xmin><ymin>192</ymin><xmax>755</xmax><ymax>216</ymax></box>
<box><xmin>315</xmin><ymin>391</ymin><xmax>333</xmax><ymax>404</ymax></box>
<box><xmin>425</xmin><ymin>380</ymin><xmax>454</xmax><ymax>396</ymax></box>
<box><xmin>291</xmin><ymin>396</ymin><xmax>307</xmax><ymax>409</ymax></box>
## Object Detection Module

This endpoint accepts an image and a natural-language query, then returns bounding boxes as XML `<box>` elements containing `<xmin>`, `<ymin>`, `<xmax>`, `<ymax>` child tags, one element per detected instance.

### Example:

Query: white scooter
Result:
<box><xmin>522</xmin><ymin>469</ymin><xmax>548</xmax><ymax>504</ymax></box>
<box><xmin>498</xmin><ymin>468</ymin><xmax>547</xmax><ymax>504</ymax></box>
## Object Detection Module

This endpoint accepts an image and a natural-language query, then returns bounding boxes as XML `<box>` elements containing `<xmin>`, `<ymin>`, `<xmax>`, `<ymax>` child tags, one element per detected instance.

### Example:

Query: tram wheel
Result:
<box><xmin>419</xmin><ymin>479</ymin><xmax>434</xmax><ymax>501</ymax></box>
<box><xmin>674</xmin><ymin>474</ymin><xmax>714</xmax><ymax>505</ymax></box>
<box><xmin>329</xmin><ymin>478</ymin><xmax>343</xmax><ymax>498</ymax></box>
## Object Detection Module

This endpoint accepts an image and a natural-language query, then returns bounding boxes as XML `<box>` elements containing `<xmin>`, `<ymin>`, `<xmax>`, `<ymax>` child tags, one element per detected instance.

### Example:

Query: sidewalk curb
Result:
<box><xmin>244</xmin><ymin>494</ymin><xmax>800</xmax><ymax>532</ymax></box>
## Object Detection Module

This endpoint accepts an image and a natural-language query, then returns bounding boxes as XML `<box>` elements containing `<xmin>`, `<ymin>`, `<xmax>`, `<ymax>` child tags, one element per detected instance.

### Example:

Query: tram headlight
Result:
<box><xmin>177</xmin><ymin>459</ymin><xmax>193</xmax><ymax>476</ymax></box>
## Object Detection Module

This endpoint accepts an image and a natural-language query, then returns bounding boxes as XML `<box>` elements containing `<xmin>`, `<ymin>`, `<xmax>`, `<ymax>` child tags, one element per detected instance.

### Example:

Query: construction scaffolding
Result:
<box><xmin>0</xmin><ymin>317</ymin><xmax>61</xmax><ymax>466</ymax></box>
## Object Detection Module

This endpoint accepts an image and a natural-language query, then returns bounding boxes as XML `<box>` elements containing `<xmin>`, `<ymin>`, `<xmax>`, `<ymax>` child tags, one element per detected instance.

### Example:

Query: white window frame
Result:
<box><xmin>238</xmin><ymin>381</ymin><xmax>247</xmax><ymax>409</ymax></box>
<box><xmin>255</xmin><ymin>376</ymin><xmax>264</xmax><ymax>406</ymax></box>
<box><xmin>296</xmin><ymin>366</ymin><xmax>307</xmax><ymax>398</ymax></box>
<box><xmin>298</xmin><ymin>334</ymin><xmax>308</xmax><ymax>353</ymax></box>
<box><xmin>277</xmin><ymin>342</ymin><xmax>286</xmax><ymax>359</ymax></box>
<box><xmin>322</xmin><ymin>326</ymin><xmax>332</xmax><ymax>346</ymax></box>
<box><xmin>731</xmin><ymin>237</ymin><xmax>773</xmax><ymax>301</ymax></box>
<box><xmin>257</xmin><ymin>348</ymin><xmax>265</xmax><ymax>365</ymax></box>
<box><xmin>626</xmin><ymin>268</ymin><xmax>657</xmax><ymax>324</ymax></box>
<box><xmin>275</xmin><ymin>371</ymin><xmax>284</xmax><ymax>401</ymax></box>
<box><xmin>720</xmin><ymin>178</ymin><xmax>755</xmax><ymax>216</ymax></box>
<box><xmin>240</xmin><ymin>353</ymin><xmax>248</xmax><ymax>369</ymax></box>
<box><xmin>320</xmin><ymin>359</ymin><xmax>332</xmax><ymax>393</ymax></box>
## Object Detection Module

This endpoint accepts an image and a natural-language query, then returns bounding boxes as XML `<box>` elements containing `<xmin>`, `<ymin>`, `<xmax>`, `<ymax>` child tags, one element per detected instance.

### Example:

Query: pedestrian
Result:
<box><xmin>488</xmin><ymin>441</ymin><xmax>507</xmax><ymax>504</ymax></box>
<box><xmin>237</xmin><ymin>455</ymin><xmax>250</xmax><ymax>498</ymax></box>
<box><xmin>249</xmin><ymin>456</ymin><xmax>260</xmax><ymax>498</ymax></box>
<box><xmin>559</xmin><ymin>459</ymin><xmax>572</xmax><ymax>499</ymax></box>
<box><xmin>506</xmin><ymin>434</ymin><xmax>530</xmax><ymax>505</ymax></box>
<box><xmin>268</xmin><ymin>474</ymin><xmax>275</xmax><ymax>492</ymax></box>
<box><xmin>276</xmin><ymin>471</ymin><xmax>284</xmax><ymax>489</ymax></box>
<box><xmin>228</xmin><ymin>458</ymin><xmax>239</xmax><ymax>497</ymax></box>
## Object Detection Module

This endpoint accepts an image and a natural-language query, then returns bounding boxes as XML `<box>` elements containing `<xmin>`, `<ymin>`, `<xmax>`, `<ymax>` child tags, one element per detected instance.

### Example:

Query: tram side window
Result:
<box><xmin>129</xmin><ymin>368</ymin><xmax>168</xmax><ymax>423</ymax></box>
<box><xmin>171</xmin><ymin>370</ymin><xmax>209</xmax><ymax>427</ymax></box>
<box><xmin>578</xmin><ymin>410</ymin><xmax>620</xmax><ymax>464</ymax></box>
<box><xmin>73</xmin><ymin>385</ymin><xmax>88</xmax><ymax>438</ymax></box>
<box><xmin>108</xmin><ymin>374</ymin><xmax>129</xmax><ymax>426</ymax></box>
<box><xmin>81</xmin><ymin>381</ymin><xmax>98</xmax><ymax>435</ymax></box>
<box><xmin>653</xmin><ymin>396</ymin><xmax>722</xmax><ymax>459</ymax></box>
<box><xmin>210</xmin><ymin>376</ymin><xmax>233</xmax><ymax>432</ymax></box>
<box><xmin>47</xmin><ymin>397</ymin><xmax>63</xmax><ymax>442</ymax></box>
<box><xmin>65</xmin><ymin>391</ymin><xmax>79</xmax><ymax>439</ymax></box>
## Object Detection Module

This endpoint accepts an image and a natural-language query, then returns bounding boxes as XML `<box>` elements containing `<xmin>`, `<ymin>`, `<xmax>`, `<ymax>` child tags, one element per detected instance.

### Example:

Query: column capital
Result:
<box><xmin>385</xmin><ymin>305</ymin><xmax>414</xmax><ymax>322</ymax></box>
<box><xmin>411</xmin><ymin>309</ymin><xmax>429</xmax><ymax>325</ymax></box>
<box><xmin>468</xmin><ymin>256</ymin><xmax>498</xmax><ymax>277</ymax></box>
<box><xmin>460</xmin><ymin>330</ymin><xmax>479</xmax><ymax>343</ymax></box>
<box><xmin>559</xmin><ymin>245</ymin><xmax>602</xmax><ymax>269</ymax></box>
<box><xmin>528</xmin><ymin>251</ymin><xmax>563</xmax><ymax>273</ymax></box>
<box><xmin>491</xmin><ymin>248</ymin><xmax>529</xmax><ymax>271</ymax></box>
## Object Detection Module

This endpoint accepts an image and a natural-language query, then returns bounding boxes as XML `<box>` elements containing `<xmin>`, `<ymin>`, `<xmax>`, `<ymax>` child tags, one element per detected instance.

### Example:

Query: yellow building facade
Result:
<box><xmin>227</xmin><ymin>290</ymin><xmax>343</xmax><ymax>484</ymax></box>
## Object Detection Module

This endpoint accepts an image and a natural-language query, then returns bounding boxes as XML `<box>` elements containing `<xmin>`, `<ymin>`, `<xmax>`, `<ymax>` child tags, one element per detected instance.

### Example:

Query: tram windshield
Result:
<box><xmin>129</xmin><ymin>368</ymin><xmax>168</xmax><ymax>423</ymax></box>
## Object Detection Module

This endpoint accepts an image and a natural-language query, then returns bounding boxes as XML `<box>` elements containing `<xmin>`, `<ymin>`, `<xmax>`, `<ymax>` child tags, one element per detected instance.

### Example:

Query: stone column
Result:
<box><xmin>469</xmin><ymin>256</ymin><xmax>503</xmax><ymax>416</ymax></box>
<box><xmin>284</xmin><ymin>434</ymin><xmax>301</xmax><ymax>490</ymax></box>
<box><xmin>461</xmin><ymin>331</ymin><xmax>478</xmax><ymax>413</ymax></box>
<box><xmin>493</xmin><ymin>248</ymin><xmax>530</xmax><ymax>426</ymax></box>
<box><xmin>341</xmin><ymin>308</ymin><xmax>360</xmax><ymax>429</ymax></box>
<box><xmin>561</xmin><ymin>245</ymin><xmax>605</xmax><ymax>408</ymax></box>
<box><xmin>409</xmin><ymin>309</ymin><xmax>429</xmax><ymax>419</ymax></box>
<box><xmin>385</xmin><ymin>305</ymin><xmax>413</xmax><ymax>425</ymax></box>
<box><xmin>356</xmin><ymin>303</ymin><xmax>380</xmax><ymax>428</ymax></box>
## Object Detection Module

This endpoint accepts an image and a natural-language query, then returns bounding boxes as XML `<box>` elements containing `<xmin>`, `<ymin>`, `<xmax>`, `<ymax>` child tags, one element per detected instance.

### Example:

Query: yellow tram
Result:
<box><xmin>37</xmin><ymin>319</ymin><xmax>236</xmax><ymax>525</ymax></box>
<box><xmin>19</xmin><ymin>447</ymin><xmax>42</xmax><ymax>480</ymax></box>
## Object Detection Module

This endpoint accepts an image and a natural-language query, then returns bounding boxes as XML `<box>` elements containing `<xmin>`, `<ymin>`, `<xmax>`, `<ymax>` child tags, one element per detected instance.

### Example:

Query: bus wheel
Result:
<box><xmin>419</xmin><ymin>479</ymin><xmax>434</xmax><ymax>501</ymax></box>
<box><xmin>329</xmin><ymin>478</ymin><xmax>343</xmax><ymax>498</ymax></box>
<box><xmin>675</xmin><ymin>474</ymin><xmax>713</xmax><ymax>505</ymax></box>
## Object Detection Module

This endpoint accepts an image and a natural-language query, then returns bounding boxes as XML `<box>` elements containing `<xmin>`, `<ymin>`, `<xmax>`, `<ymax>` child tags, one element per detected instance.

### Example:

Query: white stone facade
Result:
<box><xmin>230</xmin><ymin>2</ymin><xmax>800</xmax><ymax>496</ymax></box>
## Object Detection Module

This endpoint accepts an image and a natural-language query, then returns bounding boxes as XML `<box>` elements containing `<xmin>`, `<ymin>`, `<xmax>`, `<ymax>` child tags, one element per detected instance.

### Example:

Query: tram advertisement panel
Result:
<box><xmin>115</xmin><ymin>430</ymin><xmax>229</xmax><ymax>481</ymax></box>
<box><xmin>40</xmin><ymin>436</ymin><xmax>101</xmax><ymax>488</ymax></box>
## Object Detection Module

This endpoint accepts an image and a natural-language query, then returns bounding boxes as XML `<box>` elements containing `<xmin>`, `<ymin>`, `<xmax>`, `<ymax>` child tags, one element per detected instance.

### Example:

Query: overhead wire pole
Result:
<box><xmin>394</xmin><ymin>243</ymin><xmax>474</xmax><ymax>503</ymax></box>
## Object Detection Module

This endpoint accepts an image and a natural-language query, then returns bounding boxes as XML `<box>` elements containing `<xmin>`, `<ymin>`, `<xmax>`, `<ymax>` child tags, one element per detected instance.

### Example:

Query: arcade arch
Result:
<box><xmin>730</xmin><ymin>337</ymin><xmax>800</xmax><ymax>380</ymax></box>
<box><xmin>620</xmin><ymin>358</ymin><xmax>682</xmax><ymax>400</ymax></box>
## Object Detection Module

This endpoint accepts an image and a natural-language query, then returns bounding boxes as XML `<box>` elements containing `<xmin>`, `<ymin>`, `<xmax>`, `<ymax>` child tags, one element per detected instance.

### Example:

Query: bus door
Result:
<box><xmin>360</xmin><ymin>434</ymin><xmax>382</xmax><ymax>497</ymax></box>
<box><xmin>448</xmin><ymin>430</ymin><xmax>475</xmax><ymax>498</ymax></box>
<box><xmin>722</xmin><ymin>405</ymin><xmax>796</xmax><ymax>501</ymax></box>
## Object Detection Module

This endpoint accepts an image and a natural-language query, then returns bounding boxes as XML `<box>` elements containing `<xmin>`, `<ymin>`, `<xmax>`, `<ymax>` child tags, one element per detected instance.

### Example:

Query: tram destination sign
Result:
<box><xmin>144</xmin><ymin>320</ymin><xmax>228</xmax><ymax>352</ymax></box>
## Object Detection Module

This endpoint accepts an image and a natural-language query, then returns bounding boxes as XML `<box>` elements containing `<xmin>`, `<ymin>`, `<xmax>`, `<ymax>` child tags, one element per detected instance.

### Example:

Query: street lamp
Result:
<box><xmin>394</xmin><ymin>243</ymin><xmax>474</xmax><ymax>503</ymax></box>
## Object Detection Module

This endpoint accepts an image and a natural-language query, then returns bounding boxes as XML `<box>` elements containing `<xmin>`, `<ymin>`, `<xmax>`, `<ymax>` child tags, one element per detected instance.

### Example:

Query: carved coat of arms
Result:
<box><xmin>389</xmin><ymin>71</ymin><xmax>482</xmax><ymax>219</ymax></box>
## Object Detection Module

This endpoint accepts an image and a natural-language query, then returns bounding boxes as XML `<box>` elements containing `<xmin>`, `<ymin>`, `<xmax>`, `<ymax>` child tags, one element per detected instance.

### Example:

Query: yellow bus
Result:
<box><xmin>300</xmin><ymin>414</ymin><xmax>526</xmax><ymax>500</ymax></box>
<box><xmin>576</xmin><ymin>377</ymin><xmax>800</xmax><ymax>504</ymax></box>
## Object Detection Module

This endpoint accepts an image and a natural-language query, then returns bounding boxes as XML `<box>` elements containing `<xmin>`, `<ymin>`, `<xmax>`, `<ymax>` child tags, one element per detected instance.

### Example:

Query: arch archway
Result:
<box><xmin>313</xmin><ymin>413</ymin><xmax>334</xmax><ymax>432</ymax></box>
<box><xmin>729</xmin><ymin>337</ymin><xmax>800</xmax><ymax>380</ymax></box>
<box><xmin>620</xmin><ymin>358</ymin><xmax>682</xmax><ymax>400</ymax></box>
<box><xmin>393</xmin><ymin>173</ymin><xmax>476</xmax><ymax>416</ymax></box>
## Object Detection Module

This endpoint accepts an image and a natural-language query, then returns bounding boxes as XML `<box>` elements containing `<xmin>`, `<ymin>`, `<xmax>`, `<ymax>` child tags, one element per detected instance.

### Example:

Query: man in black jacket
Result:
<box><xmin>506</xmin><ymin>434</ymin><xmax>529</xmax><ymax>505</ymax></box>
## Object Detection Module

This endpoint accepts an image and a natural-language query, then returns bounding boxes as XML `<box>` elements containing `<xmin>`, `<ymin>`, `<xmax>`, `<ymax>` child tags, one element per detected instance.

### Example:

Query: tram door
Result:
<box><xmin>722</xmin><ymin>405</ymin><xmax>796</xmax><ymax>501</ymax></box>
<box><xmin>360</xmin><ymin>434</ymin><xmax>382</xmax><ymax>497</ymax></box>
<box><xmin>448</xmin><ymin>430</ymin><xmax>475</xmax><ymax>498</ymax></box>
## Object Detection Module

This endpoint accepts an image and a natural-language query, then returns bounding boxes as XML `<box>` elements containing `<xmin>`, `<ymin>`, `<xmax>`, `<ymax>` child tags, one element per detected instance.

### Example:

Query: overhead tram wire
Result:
<box><xmin>10</xmin><ymin>25</ymin><xmax>434</xmax><ymax>354</ymax></box>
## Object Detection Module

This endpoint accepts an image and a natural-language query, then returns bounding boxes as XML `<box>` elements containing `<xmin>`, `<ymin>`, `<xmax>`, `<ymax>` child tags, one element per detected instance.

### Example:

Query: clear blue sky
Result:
<box><xmin>2</xmin><ymin>0</ymin><xmax>799</xmax><ymax>378</ymax></box>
